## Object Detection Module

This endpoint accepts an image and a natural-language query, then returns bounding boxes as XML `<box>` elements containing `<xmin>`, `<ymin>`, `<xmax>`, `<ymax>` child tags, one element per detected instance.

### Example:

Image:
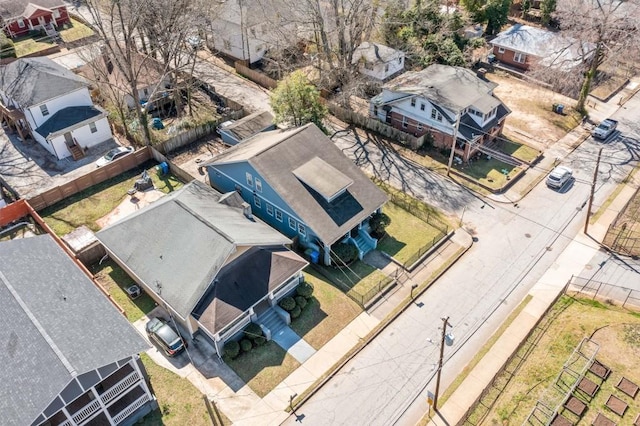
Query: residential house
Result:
<box><xmin>351</xmin><ymin>42</ymin><xmax>405</xmax><ymax>81</ymax></box>
<box><xmin>0</xmin><ymin>234</ymin><xmax>156</xmax><ymax>426</ymax></box>
<box><xmin>217</xmin><ymin>110</ymin><xmax>275</xmax><ymax>145</ymax></box>
<box><xmin>205</xmin><ymin>123</ymin><xmax>389</xmax><ymax>266</ymax></box>
<box><xmin>490</xmin><ymin>24</ymin><xmax>592</xmax><ymax>72</ymax></box>
<box><xmin>0</xmin><ymin>0</ymin><xmax>69</xmax><ymax>39</ymax></box>
<box><xmin>0</xmin><ymin>57</ymin><xmax>113</xmax><ymax>160</ymax></box>
<box><xmin>370</xmin><ymin>64</ymin><xmax>510</xmax><ymax>162</ymax></box>
<box><xmin>96</xmin><ymin>180</ymin><xmax>308</xmax><ymax>356</ymax></box>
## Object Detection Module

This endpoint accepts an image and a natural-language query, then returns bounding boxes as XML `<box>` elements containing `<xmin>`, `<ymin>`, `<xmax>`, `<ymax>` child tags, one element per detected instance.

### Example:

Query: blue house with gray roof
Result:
<box><xmin>204</xmin><ymin>123</ymin><xmax>389</xmax><ymax>266</ymax></box>
<box><xmin>0</xmin><ymin>234</ymin><xmax>156</xmax><ymax>426</ymax></box>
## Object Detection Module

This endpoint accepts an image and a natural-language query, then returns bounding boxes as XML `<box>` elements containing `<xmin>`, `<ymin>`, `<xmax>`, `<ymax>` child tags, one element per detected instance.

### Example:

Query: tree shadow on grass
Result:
<box><xmin>377</xmin><ymin>234</ymin><xmax>407</xmax><ymax>258</ymax></box>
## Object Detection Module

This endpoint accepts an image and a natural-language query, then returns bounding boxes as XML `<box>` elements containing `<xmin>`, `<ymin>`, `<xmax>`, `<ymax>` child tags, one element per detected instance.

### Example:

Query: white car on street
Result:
<box><xmin>546</xmin><ymin>165</ymin><xmax>573</xmax><ymax>189</ymax></box>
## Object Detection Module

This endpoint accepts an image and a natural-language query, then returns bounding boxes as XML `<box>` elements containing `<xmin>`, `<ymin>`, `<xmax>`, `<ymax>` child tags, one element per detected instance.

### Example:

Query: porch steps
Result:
<box><xmin>68</xmin><ymin>144</ymin><xmax>85</xmax><ymax>160</ymax></box>
<box><xmin>258</xmin><ymin>308</ymin><xmax>287</xmax><ymax>337</ymax></box>
<box><xmin>354</xmin><ymin>234</ymin><xmax>374</xmax><ymax>257</ymax></box>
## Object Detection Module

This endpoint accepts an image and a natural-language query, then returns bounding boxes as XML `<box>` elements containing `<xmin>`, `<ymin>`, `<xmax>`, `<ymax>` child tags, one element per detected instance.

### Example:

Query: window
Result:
<box><xmin>275</xmin><ymin>209</ymin><xmax>283</xmax><ymax>222</ymax></box>
<box><xmin>402</xmin><ymin>116</ymin><xmax>408</xmax><ymax>128</ymax></box>
<box><xmin>385</xmin><ymin>64</ymin><xmax>389</xmax><ymax>72</ymax></box>
<box><xmin>266</xmin><ymin>203</ymin><xmax>274</xmax><ymax>216</ymax></box>
<box><xmin>255</xmin><ymin>178</ymin><xmax>262</xmax><ymax>192</ymax></box>
<box><xmin>436</xmin><ymin>112</ymin><xmax>442</xmax><ymax>122</ymax></box>
<box><xmin>373</xmin><ymin>106</ymin><xmax>378</xmax><ymax>116</ymax></box>
<box><xmin>17</xmin><ymin>19</ymin><xmax>25</xmax><ymax>28</ymax></box>
<box><xmin>498</xmin><ymin>47</ymin><xmax>505</xmax><ymax>54</ymax></box>
<box><xmin>398</xmin><ymin>57</ymin><xmax>402</xmax><ymax>64</ymax></box>
<box><xmin>253</xmin><ymin>195</ymin><xmax>261</xmax><ymax>208</ymax></box>
<box><xmin>40</xmin><ymin>104</ymin><xmax>49</xmax><ymax>116</ymax></box>
<box><xmin>89</xmin><ymin>122</ymin><xmax>97</xmax><ymax>133</ymax></box>
<box><xmin>431</xmin><ymin>109</ymin><xmax>437</xmax><ymax>120</ymax></box>
<box><xmin>245</xmin><ymin>172</ymin><xmax>253</xmax><ymax>186</ymax></box>
<box><xmin>420</xmin><ymin>103</ymin><xmax>425</xmax><ymax>111</ymax></box>
<box><xmin>288</xmin><ymin>217</ymin><xmax>296</xmax><ymax>230</ymax></box>
<box><xmin>514</xmin><ymin>52</ymin><xmax>526</xmax><ymax>63</ymax></box>
<box><xmin>417</xmin><ymin>123</ymin><xmax>423</xmax><ymax>131</ymax></box>
<box><xmin>53</xmin><ymin>8</ymin><xmax>61</xmax><ymax>18</ymax></box>
<box><xmin>411</xmin><ymin>98</ymin><xmax>416</xmax><ymax>107</ymax></box>
<box><xmin>298</xmin><ymin>223</ymin><xmax>306</xmax><ymax>236</ymax></box>
<box><xmin>223</xmin><ymin>39</ymin><xmax>231</xmax><ymax>50</ymax></box>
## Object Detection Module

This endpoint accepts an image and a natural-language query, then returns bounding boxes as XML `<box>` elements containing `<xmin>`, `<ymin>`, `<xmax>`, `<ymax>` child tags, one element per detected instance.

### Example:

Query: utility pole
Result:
<box><xmin>446</xmin><ymin>114</ymin><xmax>462</xmax><ymax>176</ymax></box>
<box><xmin>584</xmin><ymin>147</ymin><xmax>603</xmax><ymax>234</ymax></box>
<box><xmin>434</xmin><ymin>316</ymin><xmax>452</xmax><ymax>411</ymax></box>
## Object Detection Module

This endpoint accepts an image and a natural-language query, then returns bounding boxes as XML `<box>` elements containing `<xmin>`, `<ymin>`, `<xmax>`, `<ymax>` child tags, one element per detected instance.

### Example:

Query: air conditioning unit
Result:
<box><xmin>126</xmin><ymin>285</ymin><xmax>141</xmax><ymax>300</ymax></box>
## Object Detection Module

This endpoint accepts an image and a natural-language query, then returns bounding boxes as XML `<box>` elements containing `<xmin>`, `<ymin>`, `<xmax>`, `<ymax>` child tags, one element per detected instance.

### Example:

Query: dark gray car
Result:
<box><xmin>145</xmin><ymin>317</ymin><xmax>185</xmax><ymax>357</ymax></box>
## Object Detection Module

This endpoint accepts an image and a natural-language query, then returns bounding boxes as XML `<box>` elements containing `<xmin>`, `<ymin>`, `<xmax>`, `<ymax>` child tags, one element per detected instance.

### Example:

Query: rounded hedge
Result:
<box><xmin>295</xmin><ymin>296</ymin><xmax>307</xmax><ymax>309</ymax></box>
<box><xmin>244</xmin><ymin>322</ymin><xmax>263</xmax><ymax>340</ymax></box>
<box><xmin>296</xmin><ymin>282</ymin><xmax>314</xmax><ymax>299</ymax></box>
<box><xmin>240</xmin><ymin>338</ymin><xmax>253</xmax><ymax>352</ymax></box>
<box><xmin>369</xmin><ymin>212</ymin><xmax>391</xmax><ymax>238</ymax></box>
<box><xmin>254</xmin><ymin>336</ymin><xmax>266</xmax><ymax>346</ymax></box>
<box><xmin>332</xmin><ymin>243</ymin><xmax>358</xmax><ymax>265</ymax></box>
<box><xmin>290</xmin><ymin>305</ymin><xmax>302</xmax><ymax>319</ymax></box>
<box><xmin>224</xmin><ymin>340</ymin><xmax>240</xmax><ymax>359</ymax></box>
<box><xmin>279</xmin><ymin>296</ymin><xmax>296</xmax><ymax>311</ymax></box>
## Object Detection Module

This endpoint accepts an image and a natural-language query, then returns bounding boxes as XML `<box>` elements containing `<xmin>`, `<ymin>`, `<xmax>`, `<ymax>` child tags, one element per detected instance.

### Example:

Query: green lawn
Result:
<box><xmin>90</xmin><ymin>259</ymin><xmax>156</xmax><ymax>322</ymax></box>
<box><xmin>13</xmin><ymin>36</ymin><xmax>55</xmax><ymax>57</ymax></box>
<box><xmin>59</xmin><ymin>18</ymin><xmax>94</xmax><ymax>43</ymax></box>
<box><xmin>314</xmin><ymin>261</ymin><xmax>391</xmax><ymax>305</ymax></box>
<box><xmin>378</xmin><ymin>202</ymin><xmax>446</xmax><ymax>265</ymax></box>
<box><xmin>496</xmin><ymin>140</ymin><xmax>541</xmax><ymax>163</ymax></box>
<box><xmin>40</xmin><ymin>163</ymin><xmax>183</xmax><ymax>236</ymax></box>
<box><xmin>225</xmin><ymin>341</ymin><xmax>301</xmax><ymax>398</ymax></box>
<box><xmin>289</xmin><ymin>270</ymin><xmax>363</xmax><ymax>350</ymax></box>
<box><xmin>454</xmin><ymin>158</ymin><xmax>522</xmax><ymax>190</ymax></box>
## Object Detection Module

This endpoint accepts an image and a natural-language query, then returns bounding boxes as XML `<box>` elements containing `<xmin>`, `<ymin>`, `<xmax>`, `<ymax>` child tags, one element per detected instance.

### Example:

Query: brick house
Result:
<box><xmin>1</xmin><ymin>0</ymin><xmax>69</xmax><ymax>39</ymax></box>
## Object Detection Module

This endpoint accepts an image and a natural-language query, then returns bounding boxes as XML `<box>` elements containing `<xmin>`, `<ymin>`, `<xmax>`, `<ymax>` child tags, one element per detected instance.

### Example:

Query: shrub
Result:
<box><xmin>244</xmin><ymin>322</ymin><xmax>263</xmax><ymax>340</ymax></box>
<box><xmin>290</xmin><ymin>305</ymin><xmax>302</xmax><ymax>319</ymax></box>
<box><xmin>0</xmin><ymin>33</ymin><xmax>15</xmax><ymax>59</ymax></box>
<box><xmin>279</xmin><ymin>296</ymin><xmax>296</xmax><ymax>311</ymax></box>
<box><xmin>295</xmin><ymin>296</ymin><xmax>307</xmax><ymax>309</ymax></box>
<box><xmin>254</xmin><ymin>336</ymin><xmax>266</xmax><ymax>346</ymax></box>
<box><xmin>240</xmin><ymin>338</ymin><xmax>253</xmax><ymax>352</ymax></box>
<box><xmin>296</xmin><ymin>282</ymin><xmax>314</xmax><ymax>299</ymax></box>
<box><xmin>369</xmin><ymin>212</ymin><xmax>391</xmax><ymax>238</ymax></box>
<box><xmin>223</xmin><ymin>340</ymin><xmax>240</xmax><ymax>359</ymax></box>
<box><xmin>331</xmin><ymin>243</ymin><xmax>358</xmax><ymax>265</ymax></box>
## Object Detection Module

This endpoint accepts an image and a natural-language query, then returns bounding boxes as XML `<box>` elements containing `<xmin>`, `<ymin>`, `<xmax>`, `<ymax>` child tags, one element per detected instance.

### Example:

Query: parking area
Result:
<box><xmin>0</xmin><ymin>129</ymin><xmax>121</xmax><ymax>199</ymax></box>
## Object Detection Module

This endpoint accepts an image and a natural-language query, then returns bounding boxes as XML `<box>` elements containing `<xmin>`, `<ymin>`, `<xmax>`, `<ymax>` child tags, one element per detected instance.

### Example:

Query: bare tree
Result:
<box><xmin>555</xmin><ymin>0</ymin><xmax>640</xmax><ymax>112</ymax></box>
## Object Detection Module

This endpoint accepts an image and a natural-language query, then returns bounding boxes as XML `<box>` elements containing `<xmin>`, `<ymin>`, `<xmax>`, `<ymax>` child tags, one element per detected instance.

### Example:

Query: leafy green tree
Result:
<box><xmin>521</xmin><ymin>0</ymin><xmax>531</xmax><ymax>18</ymax></box>
<box><xmin>270</xmin><ymin>70</ymin><xmax>327</xmax><ymax>128</ymax></box>
<box><xmin>540</xmin><ymin>0</ymin><xmax>556</xmax><ymax>25</ymax></box>
<box><xmin>484</xmin><ymin>0</ymin><xmax>512</xmax><ymax>35</ymax></box>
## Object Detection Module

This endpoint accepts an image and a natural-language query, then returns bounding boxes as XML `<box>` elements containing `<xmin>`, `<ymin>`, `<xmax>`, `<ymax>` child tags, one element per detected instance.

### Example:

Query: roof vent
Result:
<box><xmin>241</xmin><ymin>202</ymin><xmax>253</xmax><ymax>220</ymax></box>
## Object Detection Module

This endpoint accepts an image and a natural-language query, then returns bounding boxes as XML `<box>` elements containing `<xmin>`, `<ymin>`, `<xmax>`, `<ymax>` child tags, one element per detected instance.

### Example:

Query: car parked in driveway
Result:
<box><xmin>145</xmin><ymin>317</ymin><xmax>185</xmax><ymax>357</ymax></box>
<box><xmin>546</xmin><ymin>165</ymin><xmax>573</xmax><ymax>189</ymax></box>
<box><xmin>96</xmin><ymin>146</ymin><xmax>134</xmax><ymax>167</ymax></box>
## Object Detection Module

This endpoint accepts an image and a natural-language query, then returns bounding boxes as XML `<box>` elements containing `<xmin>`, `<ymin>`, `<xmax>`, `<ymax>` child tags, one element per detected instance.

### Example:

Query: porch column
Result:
<box><xmin>323</xmin><ymin>244</ymin><xmax>331</xmax><ymax>266</ymax></box>
<box><xmin>89</xmin><ymin>387</ymin><xmax>116</xmax><ymax>426</ymax></box>
<box><xmin>131</xmin><ymin>357</ymin><xmax>154</xmax><ymax>402</ymax></box>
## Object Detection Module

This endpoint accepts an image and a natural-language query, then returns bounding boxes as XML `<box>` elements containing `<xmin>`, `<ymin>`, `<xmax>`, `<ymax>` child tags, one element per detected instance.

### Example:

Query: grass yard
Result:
<box><xmin>225</xmin><ymin>341</ymin><xmax>301</xmax><ymax>398</ymax></box>
<box><xmin>378</xmin><ymin>202</ymin><xmax>446</xmax><ymax>265</ymax></box>
<box><xmin>137</xmin><ymin>353</ymin><xmax>219</xmax><ymax>426</ymax></box>
<box><xmin>453</xmin><ymin>158</ymin><xmax>521</xmax><ymax>191</ymax></box>
<box><xmin>290</xmin><ymin>269</ymin><xmax>363</xmax><ymax>350</ymax></box>
<box><xmin>90</xmin><ymin>259</ymin><xmax>156</xmax><ymax>322</ymax></box>
<box><xmin>314</xmin><ymin>261</ymin><xmax>391</xmax><ymax>305</ymax></box>
<box><xmin>496</xmin><ymin>139</ymin><xmax>541</xmax><ymax>164</ymax></box>
<box><xmin>40</xmin><ymin>162</ymin><xmax>183</xmax><ymax>236</ymax></box>
<box><xmin>13</xmin><ymin>36</ymin><xmax>55</xmax><ymax>57</ymax></box>
<box><xmin>469</xmin><ymin>296</ymin><xmax>640</xmax><ymax>426</ymax></box>
<box><xmin>59</xmin><ymin>18</ymin><xmax>95</xmax><ymax>43</ymax></box>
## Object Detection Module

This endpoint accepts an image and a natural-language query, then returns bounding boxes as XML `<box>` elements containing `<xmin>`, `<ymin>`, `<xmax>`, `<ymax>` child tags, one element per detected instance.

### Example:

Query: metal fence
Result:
<box><xmin>402</xmin><ymin>233</ymin><xmax>448</xmax><ymax>270</ymax></box>
<box><xmin>567</xmin><ymin>276</ymin><xmax>640</xmax><ymax>310</ymax></box>
<box><xmin>385</xmin><ymin>191</ymin><xmax>450</xmax><ymax>235</ymax></box>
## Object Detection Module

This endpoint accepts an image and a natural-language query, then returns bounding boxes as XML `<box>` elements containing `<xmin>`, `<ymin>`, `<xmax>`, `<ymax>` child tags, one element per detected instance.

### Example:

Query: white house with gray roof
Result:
<box><xmin>370</xmin><ymin>64</ymin><xmax>510</xmax><ymax>162</ymax></box>
<box><xmin>96</xmin><ymin>180</ymin><xmax>308</xmax><ymax>356</ymax></box>
<box><xmin>0</xmin><ymin>57</ymin><xmax>113</xmax><ymax>160</ymax></box>
<box><xmin>352</xmin><ymin>42</ymin><xmax>405</xmax><ymax>81</ymax></box>
<box><xmin>0</xmin><ymin>234</ymin><xmax>156</xmax><ymax>426</ymax></box>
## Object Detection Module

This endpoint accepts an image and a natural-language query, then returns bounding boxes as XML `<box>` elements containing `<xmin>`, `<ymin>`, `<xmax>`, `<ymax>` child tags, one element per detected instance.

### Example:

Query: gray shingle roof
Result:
<box><xmin>194</xmin><ymin>246</ymin><xmax>308</xmax><ymax>334</ymax></box>
<box><xmin>0</xmin><ymin>0</ymin><xmax>64</xmax><ymax>19</ymax></box>
<box><xmin>0</xmin><ymin>57</ymin><xmax>88</xmax><ymax>108</ymax></box>
<box><xmin>458</xmin><ymin>104</ymin><xmax>510</xmax><ymax>142</ymax></box>
<box><xmin>352</xmin><ymin>42</ymin><xmax>404</xmax><ymax>65</ymax></box>
<box><xmin>96</xmin><ymin>180</ymin><xmax>291</xmax><ymax>318</ymax></box>
<box><xmin>208</xmin><ymin>124</ymin><xmax>389</xmax><ymax>245</ymax></box>
<box><xmin>35</xmin><ymin>106</ymin><xmax>106</xmax><ymax>138</ymax></box>
<box><xmin>383</xmin><ymin>64</ymin><xmax>498</xmax><ymax>112</ymax></box>
<box><xmin>221</xmin><ymin>111</ymin><xmax>274</xmax><ymax>141</ymax></box>
<box><xmin>0</xmin><ymin>235</ymin><xmax>149</xmax><ymax>426</ymax></box>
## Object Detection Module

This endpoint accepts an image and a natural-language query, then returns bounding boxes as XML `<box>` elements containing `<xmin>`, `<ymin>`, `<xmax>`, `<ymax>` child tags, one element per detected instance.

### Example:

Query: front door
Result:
<box><xmin>64</xmin><ymin>132</ymin><xmax>74</xmax><ymax>147</ymax></box>
<box><xmin>38</xmin><ymin>16</ymin><xmax>46</xmax><ymax>28</ymax></box>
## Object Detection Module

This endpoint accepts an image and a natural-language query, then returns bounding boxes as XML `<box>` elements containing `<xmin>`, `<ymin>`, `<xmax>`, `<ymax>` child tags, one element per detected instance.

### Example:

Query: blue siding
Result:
<box><xmin>207</xmin><ymin>162</ymin><xmax>320</xmax><ymax>244</ymax></box>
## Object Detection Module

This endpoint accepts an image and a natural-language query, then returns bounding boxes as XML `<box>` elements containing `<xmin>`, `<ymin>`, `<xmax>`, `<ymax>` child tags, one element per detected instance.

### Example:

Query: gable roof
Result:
<box><xmin>35</xmin><ymin>105</ymin><xmax>106</xmax><ymax>139</ymax></box>
<box><xmin>194</xmin><ymin>246</ymin><xmax>308</xmax><ymax>334</ymax></box>
<box><xmin>0</xmin><ymin>0</ymin><xmax>64</xmax><ymax>20</ymax></box>
<box><xmin>382</xmin><ymin>64</ymin><xmax>498</xmax><ymax>112</ymax></box>
<box><xmin>96</xmin><ymin>180</ymin><xmax>291</xmax><ymax>318</ymax></box>
<box><xmin>491</xmin><ymin>24</ymin><xmax>593</xmax><ymax>69</ymax></box>
<box><xmin>0</xmin><ymin>235</ymin><xmax>148</xmax><ymax>426</ymax></box>
<box><xmin>221</xmin><ymin>110</ymin><xmax>274</xmax><ymax>141</ymax></box>
<box><xmin>206</xmin><ymin>124</ymin><xmax>388</xmax><ymax>245</ymax></box>
<box><xmin>0</xmin><ymin>57</ymin><xmax>88</xmax><ymax>108</ymax></box>
<box><xmin>352</xmin><ymin>42</ymin><xmax>404</xmax><ymax>65</ymax></box>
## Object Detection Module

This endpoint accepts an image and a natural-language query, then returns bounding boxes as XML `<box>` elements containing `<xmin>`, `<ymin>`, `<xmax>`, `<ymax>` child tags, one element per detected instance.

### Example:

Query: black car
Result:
<box><xmin>145</xmin><ymin>317</ymin><xmax>185</xmax><ymax>357</ymax></box>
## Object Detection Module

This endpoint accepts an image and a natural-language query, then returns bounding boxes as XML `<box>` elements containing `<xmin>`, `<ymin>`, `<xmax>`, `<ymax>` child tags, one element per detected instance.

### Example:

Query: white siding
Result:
<box><xmin>48</xmin><ymin>117</ymin><xmax>113</xmax><ymax>160</ymax></box>
<box><xmin>393</xmin><ymin>97</ymin><xmax>455</xmax><ymax>135</ymax></box>
<box><xmin>25</xmin><ymin>88</ymin><xmax>92</xmax><ymax>128</ymax></box>
<box><xmin>358</xmin><ymin>53</ymin><xmax>405</xmax><ymax>80</ymax></box>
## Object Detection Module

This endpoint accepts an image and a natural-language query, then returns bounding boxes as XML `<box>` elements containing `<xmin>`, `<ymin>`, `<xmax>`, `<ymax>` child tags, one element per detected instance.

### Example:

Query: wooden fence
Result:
<box><xmin>234</xmin><ymin>61</ymin><xmax>278</xmax><ymax>89</ymax></box>
<box><xmin>28</xmin><ymin>148</ymin><xmax>152</xmax><ymax>211</ymax></box>
<box><xmin>149</xmin><ymin>147</ymin><xmax>195</xmax><ymax>183</ymax></box>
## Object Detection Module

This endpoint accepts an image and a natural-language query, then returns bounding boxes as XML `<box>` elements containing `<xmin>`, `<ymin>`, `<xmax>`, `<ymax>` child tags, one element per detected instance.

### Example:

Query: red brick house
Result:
<box><xmin>0</xmin><ymin>0</ymin><xmax>69</xmax><ymax>39</ymax></box>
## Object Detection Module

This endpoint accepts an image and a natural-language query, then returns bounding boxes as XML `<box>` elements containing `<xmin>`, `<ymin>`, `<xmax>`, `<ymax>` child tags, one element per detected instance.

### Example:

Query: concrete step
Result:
<box><xmin>258</xmin><ymin>309</ymin><xmax>287</xmax><ymax>335</ymax></box>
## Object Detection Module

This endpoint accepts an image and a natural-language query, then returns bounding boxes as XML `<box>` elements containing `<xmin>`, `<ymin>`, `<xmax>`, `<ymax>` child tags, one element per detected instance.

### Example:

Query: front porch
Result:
<box><xmin>0</xmin><ymin>103</ymin><xmax>30</xmax><ymax>142</ymax></box>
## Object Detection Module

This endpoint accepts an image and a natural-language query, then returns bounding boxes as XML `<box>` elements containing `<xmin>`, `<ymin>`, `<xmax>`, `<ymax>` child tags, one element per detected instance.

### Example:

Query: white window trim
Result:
<box><xmin>498</xmin><ymin>47</ymin><xmax>505</xmax><ymax>53</ymax></box>
<box><xmin>255</xmin><ymin>178</ymin><xmax>262</xmax><ymax>193</ymax></box>
<box><xmin>245</xmin><ymin>172</ymin><xmax>253</xmax><ymax>186</ymax></box>
<box><xmin>417</xmin><ymin>123</ymin><xmax>423</xmax><ymax>131</ymax></box>
<box><xmin>298</xmin><ymin>223</ymin><xmax>306</xmax><ymax>236</ymax></box>
<box><xmin>275</xmin><ymin>209</ymin><xmax>283</xmax><ymax>222</ymax></box>
<box><xmin>288</xmin><ymin>217</ymin><xmax>296</xmax><ymax>230</ymax></box>
<box><xmin>514</xmin><ymin>52</ymin><xmax>526</xmax><ymax>63</ymax></box>
<box><xmin>40</xmin><ymin>104</ymin><xmax>49</xmax><ymax>116</ymax></box>
<box><xmin>253</xmin><ymin>195</ymin><xmax>261</xmax><ymax>208</ymax></box>
<box><xmin>17</xmin><ymin>19</ymin><xmax>25</xmax><ymax>28</ymax></box>
<box><xmin>402</xmin><ymin>116</ymin><xmax>408</xmax><ymax>128</ymax></box>
<box><xmin>89</xmin><ymin>122</ymin><xmax>97</xmax><ymax>133</ymax></box>
<box><xmin>53</xmin><ymin>8</ymin><xmax>61</xmax><ymax>18</ymax></box>
<box><xmin>411</xmin><ymin>98</ymin><xmax>416</xmax><ymax>107</ymax></box>
<box><xmin>266</xmin><ymin>203</ymin><xmax>274</xmax><ymax>216</ymax></box>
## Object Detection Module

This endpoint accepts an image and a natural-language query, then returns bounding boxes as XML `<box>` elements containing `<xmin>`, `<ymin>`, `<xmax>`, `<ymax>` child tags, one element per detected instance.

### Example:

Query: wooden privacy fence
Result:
<box><xmin>234</xmin><ymin>61</ymin><xmax>278</xmax><ymax>89</ymax></box>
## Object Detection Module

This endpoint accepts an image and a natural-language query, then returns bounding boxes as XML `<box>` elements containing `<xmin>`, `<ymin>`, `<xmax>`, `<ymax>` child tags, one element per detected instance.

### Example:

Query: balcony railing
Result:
<box><xmin>111</xmin><ymin>394</ymin><xmax>150</xmax><ymax>424</ymax></box>
<box><xmin>101</xmin><ymin>371</ymin><xmax>141</xmax><ymax>405</ymax></box>
<box><xmin>71</xmin><ymin>399</ymin><xmax>101</xmax><ymax>424</ymax></box>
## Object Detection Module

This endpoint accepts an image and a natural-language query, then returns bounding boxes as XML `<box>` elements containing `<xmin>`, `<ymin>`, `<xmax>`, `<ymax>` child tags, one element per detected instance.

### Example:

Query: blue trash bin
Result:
<box><xmin>310</xmin><ymin>250</ymin><xmax>320</xmax><ymax>264</ymax></box>
<box><xmin>556</xmin><ymin>104</ymin><xmax>564</xmax><ymax>114</ymax></box>
<box><xmin>156</xmin><ymin>161</ymin><xmax>169</xmax><ymax>175</ymax></box>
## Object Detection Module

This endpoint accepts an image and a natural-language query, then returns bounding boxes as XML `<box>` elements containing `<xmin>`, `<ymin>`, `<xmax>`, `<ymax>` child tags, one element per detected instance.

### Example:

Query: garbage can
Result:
<box><xmin>310</xmin><ymin>250</ymin><xmax>320</xmax><ymax>264</ymax></box>
<box><xmin>552</xmin><ymin>103</ymin><xmax>559</xmax><ymax>113</ymax></box>
<box><xmin>156</xmin><ymin>161</ymin><xmax>169</xmax><ymax>175</ymax></box>
<box><xmin>556</xmin><ymin>104</ymin><xmax>564</xmax><ymax>114</ymax></box>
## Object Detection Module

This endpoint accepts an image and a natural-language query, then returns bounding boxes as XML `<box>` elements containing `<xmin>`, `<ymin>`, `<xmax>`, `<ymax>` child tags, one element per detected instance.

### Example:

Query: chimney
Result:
<box><xmin>241</xmin><ymin>202</ymin><xmax>253</xmax><ymax>220</ymax></box>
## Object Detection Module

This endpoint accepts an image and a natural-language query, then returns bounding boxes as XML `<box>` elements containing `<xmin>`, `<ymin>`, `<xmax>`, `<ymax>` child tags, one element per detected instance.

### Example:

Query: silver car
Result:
<box><xmin>546</xmin><ymin>166</ymin><xmax>573</xmax><ymax>189</ymax></box>
<box><xmin>145</xmin><ymin>317</ymin><xmax>185</xmax><ymax>357</ymax></box>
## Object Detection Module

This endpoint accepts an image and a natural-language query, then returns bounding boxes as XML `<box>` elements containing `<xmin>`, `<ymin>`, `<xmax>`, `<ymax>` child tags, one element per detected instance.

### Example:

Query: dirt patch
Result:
<box><xmin>96</xmin><ymin>189</ymin><xmax>166</xmax><ymax>228</ymax></box>
<box><xmin>487</xmin><ymin>72</ymin><xmax>580</xmax><ymax>147</ymax></box>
